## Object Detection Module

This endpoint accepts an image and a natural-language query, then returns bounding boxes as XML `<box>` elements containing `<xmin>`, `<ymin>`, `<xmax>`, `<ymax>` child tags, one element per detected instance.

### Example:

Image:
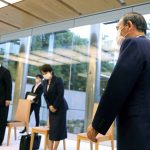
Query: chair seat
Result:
<box><xmin>7</xmin><ymin>121</ymin><xmax>25</xmax><ymax>127</ymax></box>
<box><xmin>96</xmin><ymin>134</ymin><xmax>111</xmax><ymax>142</ymax></box>
<box><xmin>77</xmin><ymin>133</ymin><xmax>91</xmax><ymax>141</ymax></box>
<box><xmin>30</xmin><ymin>126</ymin><xmax>66</xmax><ymax>150</ymax></box>
<box><xmin>7</xmin><ymin>99</ymin><xmax>31</xmax><ymax>146</ymax></box>
<box><xmin>32</xmin><ymin>126</ymin><xmax>49</xmax><ymax>134</ymax></box>
<box><xmin>96</xmin><ymin>133</ymin><xmax>110</xmax><ymax>138</ymax></box>
<box><xmin>76</xmin><ymin>103</ymin><xmax>114</xmax><ymax>150</ymax></box>
<box><xmin>7</xmin><ymin>120</ymin><xmax>22</xmax><ymax>123</ymax></box>
<box><xmin>77</xmin><ymin>132</ymin><xmax>111</xmax><ymax>141</ymax></box>
<box><xmin>30</xmin><ymin>126</ymin><xmax>49</xmax><ymax>150</ymax></box>
<box><xmin>77</xmin><ymin>133</ymin><xmax>87</xmax><ymax>137</ymax></box>
<box><xmin>78</xmin><ymin>132</ymin><xmax>110</xmax><ymax>137</ymax></box>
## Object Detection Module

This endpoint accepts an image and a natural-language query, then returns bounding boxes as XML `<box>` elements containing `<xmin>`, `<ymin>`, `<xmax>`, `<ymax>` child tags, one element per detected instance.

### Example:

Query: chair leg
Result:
<box><xmin>14</xmin><ymin>127</ymin><xmax>17</xmax><ymax>140</ymax></box>
<box><xmin>111</xmin><ymin>139</ymin><xmax>114</xmax><ymax>150</ymax></box>
<box><xmin>7</xmin><ymin>126</ymin><xmax>12</xmax><ymax>146</ymax></box>
<box><xmin>44</xmin><ymin>133</ymin><xmax>48</xmax><ymax>150</ymax></box>
<box><xmin>30</xmin><ymin>132</ymin><xmax>35</xmax><ymax>150</ymax></box>
<box><xmin>76</xmin><ymin>137</ymin><xmax>80</xmax><ymax>150</ymax></box>
<box><xmin>90</xmin><ymin>141</ymin><xmax>93</xmax><ymax>150</ymax></box>
<box><xmin>26</xmin><ymin>125</ymin><xmax>29</xmax><ymax>134</ymax></box>
<box><xmin>95</xmin><ymin>143</ymin><xmax>99</xmax><ymax>150</ymax></box>
<box><xmin>63</xmin><ymin>139</ymin><xmax>66</xmax><ymax>150</ymax></box>
<box><xmin>46</xmin><ymin>134</ymin><xmax>49</xmax><ymax>149</ymax></box>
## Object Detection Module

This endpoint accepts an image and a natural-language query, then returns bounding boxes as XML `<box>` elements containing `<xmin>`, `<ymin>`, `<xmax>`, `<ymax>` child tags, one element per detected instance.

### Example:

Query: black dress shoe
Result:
<box><xmin>19</xmin><ymin>129</ymin><xmax>26</xmax><ymax>134</ymax></box>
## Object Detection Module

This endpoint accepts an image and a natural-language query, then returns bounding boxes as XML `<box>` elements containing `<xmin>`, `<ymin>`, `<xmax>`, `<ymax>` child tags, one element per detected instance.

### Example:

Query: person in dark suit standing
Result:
<box><xmin>39</xmin><ymin>64</ymin><xmax>68</xmax><ymax>150</ymax></box>
<box><xmin>87</xmin><ymin>12</ymin><xmax>150</xmax><ymax>150</ymax></box>
<box><xmin>0</xmin><ymin>64</ymin><xmax>12</xmax><ymax>146</ymax></box>
<box><xmin>20</xmin><ymin>74</ymin><xmax>43</xmax><ymax>133</ymax></box>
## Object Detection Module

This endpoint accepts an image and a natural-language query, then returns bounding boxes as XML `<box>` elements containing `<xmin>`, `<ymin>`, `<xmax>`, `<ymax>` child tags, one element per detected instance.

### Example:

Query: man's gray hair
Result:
<box><xmin>122</xmin><ymin>12</ymin><xmax>147</xmax><ymax>35</ymax></box>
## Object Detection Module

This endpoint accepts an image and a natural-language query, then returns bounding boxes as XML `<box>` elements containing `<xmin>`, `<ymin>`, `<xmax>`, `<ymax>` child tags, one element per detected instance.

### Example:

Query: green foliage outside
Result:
<box><xmin>100</xmin><ymin>61</ymin><xmax>114</xmax><ymax>96</ymax></box>
<box><xmin>0</xmin><ymin>29</ymin><xmax>116</xmax><ymax>134</ymax></box>
<box><xmin>30</xmin><ymin>31</ymin><xmax>89</xmax><ymax>91</ymax></box>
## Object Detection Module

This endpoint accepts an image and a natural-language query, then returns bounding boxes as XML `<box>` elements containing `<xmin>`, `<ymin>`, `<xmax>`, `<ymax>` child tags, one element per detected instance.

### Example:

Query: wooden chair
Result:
<box><xmin>30</xmin><ymin>120</ymin><xmax>66</xmax><ymax>150</ymax></box>
<box><xmin>76</xmin><ymin>103</ymin><xmax>114</xmax><ymax>150</ymax></box>
<box><xmin>7</xmin><ymin>99</ymin><xmax>31</xmax><ymax>146</ymax></box>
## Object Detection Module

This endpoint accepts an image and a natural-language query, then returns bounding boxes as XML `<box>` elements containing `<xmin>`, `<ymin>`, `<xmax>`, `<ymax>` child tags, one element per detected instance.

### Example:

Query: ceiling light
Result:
<box><xmin>3</xmin><ymin>0</ymin><xmax>23</xmax><ymax>4</ymax></box>
<box><xmin>0</xmin><ymin>1</ymin><xmax>7</xmax><ymax>8</ymax></box>
<box><xmin>117</xmin><ymin>0</ymin><xmax>126</xmax><ymax>5</ymax></box>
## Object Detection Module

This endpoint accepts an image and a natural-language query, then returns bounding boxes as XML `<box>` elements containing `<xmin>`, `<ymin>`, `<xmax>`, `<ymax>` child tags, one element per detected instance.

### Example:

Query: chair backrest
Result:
<box><xmin>92</xmin><ymin>103</ymin><xmax>99</xmax><ymax>119</ymax></box>
<box><xmin>92</xmin><ymin>103</ymin><xmax>114</xmax><ymax>136</ymax></box>
<box><xmin>15</xmin><ymin>99</ymin><xmax>31</xmax><ymax>124</ymax></box>
<box><xmin>106</xmin><ymin>122</ymin><xmax>114</xmax><ymax>136</ymax></box>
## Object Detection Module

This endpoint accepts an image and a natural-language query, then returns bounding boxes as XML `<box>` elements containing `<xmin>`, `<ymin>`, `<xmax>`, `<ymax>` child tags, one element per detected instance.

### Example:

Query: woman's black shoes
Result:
<box><xmin>19</xmin><ymin>129</ymin><xmax>26</xmax><ymax>134</ymax></box>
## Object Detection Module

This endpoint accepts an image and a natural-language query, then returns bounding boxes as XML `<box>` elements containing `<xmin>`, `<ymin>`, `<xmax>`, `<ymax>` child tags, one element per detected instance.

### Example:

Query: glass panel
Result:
<box><xmin>100</xmin><ymin>23</ymin><xmax>119</xmax><ymax>96</ymax></box>
<box><xmin>70</xmin><ymin>26</ymin><xmax>90</xmax><ymax>91</ymax></box>
<box><xmin>67</xmin><ymin>26</ymin><xmax>90</xmax><ymax>133</ymax></box>
<box><xmin>144</xmin><ymin>14</ymin><xmax>150</xmax><ymax>39</ymax></box>
<box><xmin>100</xmin><ymin>22</ymin><xmax>119</xmax><ymax>140</ymax></box>
<box><xmin>28</xmin><ymin>26</ymin><xmax>91</xmax><ymax>133</ymax></box>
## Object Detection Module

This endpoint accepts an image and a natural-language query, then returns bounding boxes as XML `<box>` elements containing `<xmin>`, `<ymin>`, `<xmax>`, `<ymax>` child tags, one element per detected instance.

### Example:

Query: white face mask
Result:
<box><xmin>43</xmin><ymin>73</ymin><xmax>52</xmax><ymax>80</ymax></box>
<box><xmin>116</xmin><ymin>29</ymin><xmax>125</xmax><ymax>48</ymax></box>
<box><xmin>116</xmin><ymin>25</ymin><xmax>129</xmax><ymax>48</ymax></box>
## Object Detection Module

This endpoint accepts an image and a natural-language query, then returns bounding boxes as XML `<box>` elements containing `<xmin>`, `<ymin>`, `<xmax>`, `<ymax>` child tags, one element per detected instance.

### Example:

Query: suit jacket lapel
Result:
<box><xmin>47</xmin><ymin>76</ymin><xmax>56</xmax><ymax>93</ymax></box>
<box><xmin>31</xmin><ymin>85</ymin><xmax>35</xmax><ymax>93</ymax></box>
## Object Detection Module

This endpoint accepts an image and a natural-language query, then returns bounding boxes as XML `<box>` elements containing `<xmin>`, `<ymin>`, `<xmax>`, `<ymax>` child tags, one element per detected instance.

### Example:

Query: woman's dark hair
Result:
<box><xmin>35</xmin><ymin>74</ymin><xmax>43</xmax><ymax>79</ymax></box>
<box><xmin>122</xmin><ymin>12</ymin><xmax>147</xmax><ymax>35</ymax></box>
<box><xmin>39</xmin><ymin>64</ymin><xmax>54</xmax><ymax>75</ymax></box>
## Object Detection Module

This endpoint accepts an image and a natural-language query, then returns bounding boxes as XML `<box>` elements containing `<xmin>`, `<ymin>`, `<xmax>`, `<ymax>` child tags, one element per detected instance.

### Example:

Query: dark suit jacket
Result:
<box><xmin>31</xmin><ymin>83</ymin><xmax>43</xmax><ymax>107</ymax></box>
<box><xmin>92</xmin><ymin>36</ymin><xmax>150</xmax><ymax>150</ymax></box>
<box><xmin>31</xmin><ymin>84</ymin><xmax>43</xmax><ymax>106</ymax></box>
<box><xmin>25</xmin><ymin>84</ymin><xmax>43</xmax><ymax>107</ymax></box>
<box><xmin>43</xmin><ymin>76</ymin><xmax>68</xmax><ymax>112</ymax></box>
<box><xmin>0</xmin><ymin>66</ymin><xmax>12</xmax><ymax>105</ymax></box>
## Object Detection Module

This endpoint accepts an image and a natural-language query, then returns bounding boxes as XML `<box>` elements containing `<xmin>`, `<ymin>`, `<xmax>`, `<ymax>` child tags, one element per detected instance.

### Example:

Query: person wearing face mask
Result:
<box><xmin>87</xmin><ymin>12</ymin><xmax>150</xmax><ymax>150</ymax></box>
<box><xmin>39</xmin><ymin>64</ymin><xmax>68</xmax><ymax>150</ymax></box>
<box><xmin>116</xmin><ymin>28</ymin><xmax>126</xmax><ymax>48</ymax></box>
<box><xmin>20</xmin><ymin>74</ymin><xmax>43</xmax><ymax>133</ymax></box>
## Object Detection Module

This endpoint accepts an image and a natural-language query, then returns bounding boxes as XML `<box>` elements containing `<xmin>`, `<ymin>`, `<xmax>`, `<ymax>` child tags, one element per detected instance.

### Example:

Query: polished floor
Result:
<box><xmin>1</xmin><ymin>128</ymin><xmax>116</xmax><ymax>150</ymax></box>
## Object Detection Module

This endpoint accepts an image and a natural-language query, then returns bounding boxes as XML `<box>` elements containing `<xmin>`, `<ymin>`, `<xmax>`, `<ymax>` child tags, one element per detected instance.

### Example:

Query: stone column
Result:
<box><xmin>11</xmin><ymin>36</ymin><xmax>31</xmax><ymax>119</ymax></box>
<box><xmin>84</xmin><ymin>24</ymin><xmax>101</xmax><ymax>130</ymax></box>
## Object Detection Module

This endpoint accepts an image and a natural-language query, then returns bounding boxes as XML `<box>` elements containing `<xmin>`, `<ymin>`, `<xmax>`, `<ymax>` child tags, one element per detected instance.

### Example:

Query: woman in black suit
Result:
<box><xmin>39</xmin><ymin>64</ymin><xmax>68</xmax><ymax>150</ymax></box>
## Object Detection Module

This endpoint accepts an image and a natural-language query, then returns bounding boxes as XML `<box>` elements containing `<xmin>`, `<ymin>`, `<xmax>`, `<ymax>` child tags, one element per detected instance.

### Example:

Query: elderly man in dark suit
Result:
<box><xmin>0</xmin><ymin>64</ymin><xmax>12</xmax><ymax>146</ymax></box>
<box><xmin>87</xmin><ymin>12</ymin><xmax>150</xmax><ymax>150</ymax></box>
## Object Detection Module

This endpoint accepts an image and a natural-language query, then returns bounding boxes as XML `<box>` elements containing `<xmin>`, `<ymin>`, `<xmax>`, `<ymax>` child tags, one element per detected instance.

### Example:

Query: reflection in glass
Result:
<box><xmin>27</xmin><ymin>26</ymin><xmax>91</xmax><ymax>133</ymax></box>
<box><xmin>100</xmin><ymin>23</ymin><xmax>119</xmax><ymax>96</ymax></box>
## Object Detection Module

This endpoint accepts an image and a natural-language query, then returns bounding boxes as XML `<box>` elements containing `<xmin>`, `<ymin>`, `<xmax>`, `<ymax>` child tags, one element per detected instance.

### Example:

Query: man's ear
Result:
<box><xmin>126</xmin><ymin>21</ymin><xmax>133</xmax><ymax>31</ymax></box>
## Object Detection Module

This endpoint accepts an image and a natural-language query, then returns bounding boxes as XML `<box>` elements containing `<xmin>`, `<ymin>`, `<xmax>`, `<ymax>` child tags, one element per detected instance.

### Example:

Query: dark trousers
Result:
<box><xmin>30</xmin><ymin>104</ymin><xmax>40</xmax><ymax>126</ymax></box>
<box><xmin>0</xmin><ymin>105</ymin><xmax>9</xmax><ymax>144</ymax></box>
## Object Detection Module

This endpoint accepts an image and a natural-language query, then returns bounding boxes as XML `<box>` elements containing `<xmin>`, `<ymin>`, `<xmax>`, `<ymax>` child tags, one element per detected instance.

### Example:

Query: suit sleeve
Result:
<box><xmin>92</xmin><ymin>38</ymin><xmax>145</xmax><ymax>135</ymax></box>
<box><xmin>53</xmin><ymin>78</ymin><xmax>64</xmax><ymax>109</ymax></box>
<box><xmin>4</xmin><ymin>69</ymin><xmax>12</xmax><ymax>100</ymax></box>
